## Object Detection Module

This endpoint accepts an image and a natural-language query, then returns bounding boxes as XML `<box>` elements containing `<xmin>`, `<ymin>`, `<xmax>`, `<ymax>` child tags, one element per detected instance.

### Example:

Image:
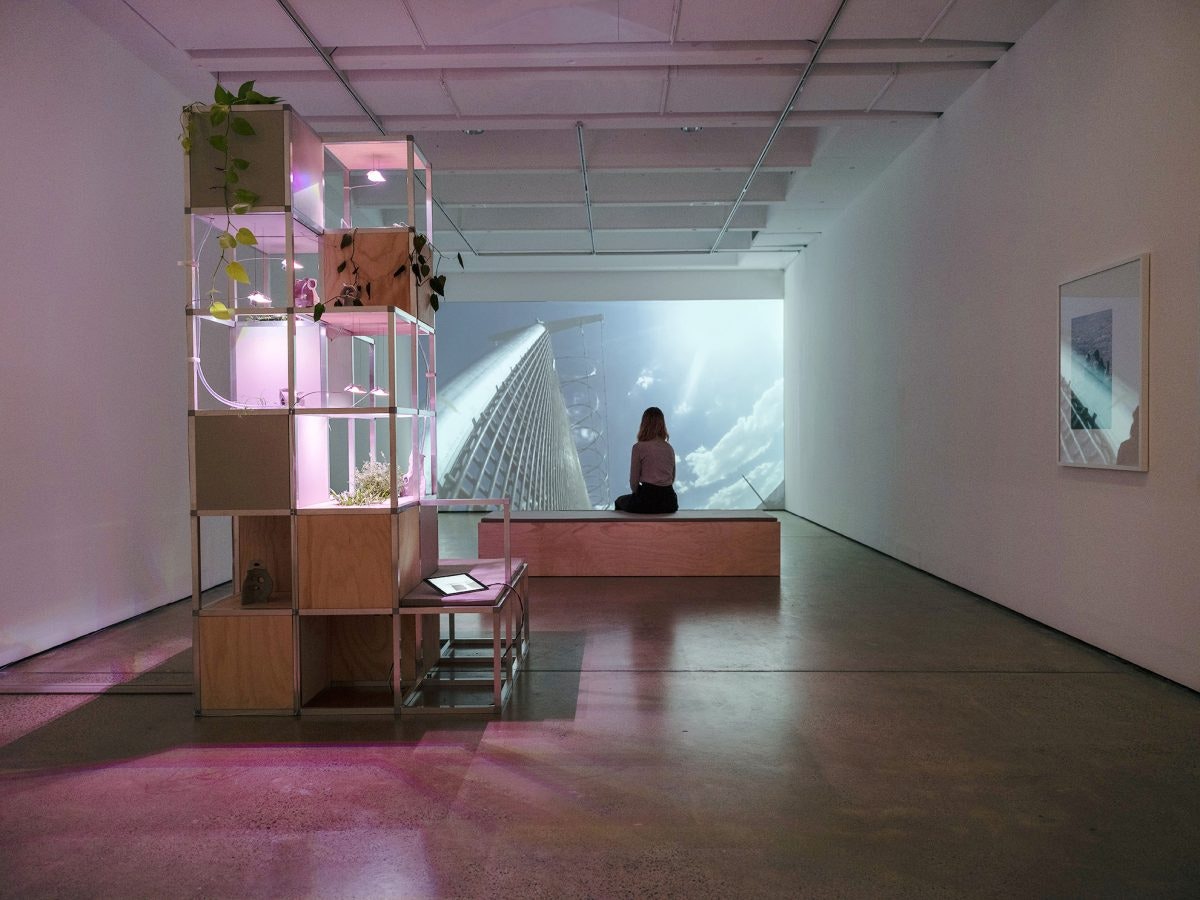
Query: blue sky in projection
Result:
<box><xmin>436</xmin><ymin>299</ymin><xmax>784</xmax><ymax>509</ymax></box>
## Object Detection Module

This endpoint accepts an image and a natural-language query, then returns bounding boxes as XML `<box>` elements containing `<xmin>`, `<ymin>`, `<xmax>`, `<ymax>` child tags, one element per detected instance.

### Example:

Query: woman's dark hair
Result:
<box><xmin>638</xmin><ymin>406</ymin><xmax>669</xmax><ymax>442</ymax></box>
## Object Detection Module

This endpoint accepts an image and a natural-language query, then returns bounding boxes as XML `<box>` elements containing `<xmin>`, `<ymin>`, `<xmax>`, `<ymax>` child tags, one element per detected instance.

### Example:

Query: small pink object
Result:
<box><xmin>293</xmin><ymin>277</ymin><xmax>320</xmax><ymax>308</ymax></box>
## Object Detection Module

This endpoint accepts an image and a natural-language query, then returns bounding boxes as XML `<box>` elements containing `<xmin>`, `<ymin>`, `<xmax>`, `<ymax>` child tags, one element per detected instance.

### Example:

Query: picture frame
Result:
<box><xmin>1058</xmin><ymin>254</ymin><xmax>1149</xmax><ymax>470</ymax></box>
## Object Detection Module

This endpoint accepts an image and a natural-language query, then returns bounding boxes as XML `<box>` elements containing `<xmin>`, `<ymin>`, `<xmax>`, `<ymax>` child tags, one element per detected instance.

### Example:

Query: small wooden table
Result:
<box><xmin>398</xmin><ymin>558</ymin><xmax>529</xmax><ymax>714</ymax></box>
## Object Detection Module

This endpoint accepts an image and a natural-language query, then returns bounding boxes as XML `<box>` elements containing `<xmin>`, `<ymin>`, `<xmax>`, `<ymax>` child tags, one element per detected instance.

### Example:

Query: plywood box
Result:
<box><xmin>198</xmin><ymin>614</ymin><xmax>294</xmax><ymax>711</ymax></box>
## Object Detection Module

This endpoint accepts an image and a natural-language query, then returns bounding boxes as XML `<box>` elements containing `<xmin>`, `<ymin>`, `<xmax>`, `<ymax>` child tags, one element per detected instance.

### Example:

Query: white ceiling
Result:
<box><xmin>74</xmin><ymin>0</ymin><xmax>1056</xmax><ymax>274</ymax></box>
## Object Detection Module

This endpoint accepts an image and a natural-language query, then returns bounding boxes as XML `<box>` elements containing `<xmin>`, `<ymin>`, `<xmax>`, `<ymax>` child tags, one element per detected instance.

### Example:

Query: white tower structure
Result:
<box><xmin>434</xmin><ymin>323</ymin><xmax>589</xmax><ymax>509</ymax></box>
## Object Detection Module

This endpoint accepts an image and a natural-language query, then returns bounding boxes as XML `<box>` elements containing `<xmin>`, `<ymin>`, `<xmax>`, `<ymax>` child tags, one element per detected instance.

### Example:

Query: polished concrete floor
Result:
<box><xmin>1</xmin><ymin>512</ymin><xmax>1198</xmax><ymax>899</ymax></box>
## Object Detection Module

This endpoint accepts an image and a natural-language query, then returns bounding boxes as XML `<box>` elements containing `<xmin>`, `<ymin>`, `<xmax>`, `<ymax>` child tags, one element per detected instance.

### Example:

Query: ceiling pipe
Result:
<box><xmin>865</xmin><ymin>65</ymin><xmax>899</xmax><ymax>113</ymax></box>
<box><xmin>274</xmin><ymin>0</ymin><xmax>385</xmax><ymax>135</ymax></box>
<box><xmin>708</xmin><ymin>0</ymin><xmax>852</xmax><ymax>253</ymax></box>
<box><xmin>576</xmin><ymin>122</ymin><xmax>597</xmax><ymax>255</ymax></box>
<box><xmin>274</xmin><ymin>0</ymin><xmax>478</xmax><ymax>256</ymax></box>
<box><xmin>920</xmin><ymin>0</ymin><xmax>959</xmax><ymax>42</ymax></box>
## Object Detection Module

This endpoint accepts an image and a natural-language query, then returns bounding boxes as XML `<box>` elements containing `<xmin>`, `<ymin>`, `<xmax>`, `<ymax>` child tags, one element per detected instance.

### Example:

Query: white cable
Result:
<box><xmin>189</xmin><ymin>356</ymin><xmax>259</xmax><ymax>409</ymax></box>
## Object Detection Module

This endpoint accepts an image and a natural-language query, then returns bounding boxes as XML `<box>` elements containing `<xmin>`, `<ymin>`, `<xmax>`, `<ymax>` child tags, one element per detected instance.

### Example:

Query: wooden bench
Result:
<box><xmin>477</xmin><ymin>510</ymin><xmax>780</xmax><ymax>576</ymax></box>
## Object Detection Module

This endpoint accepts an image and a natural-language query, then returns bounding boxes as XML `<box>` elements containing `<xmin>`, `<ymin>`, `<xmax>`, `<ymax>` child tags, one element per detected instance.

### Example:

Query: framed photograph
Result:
<box><xmin>1058</xmin><ymin>254</ymin><xmax>1149</xmax><ymax>470</ymax></box>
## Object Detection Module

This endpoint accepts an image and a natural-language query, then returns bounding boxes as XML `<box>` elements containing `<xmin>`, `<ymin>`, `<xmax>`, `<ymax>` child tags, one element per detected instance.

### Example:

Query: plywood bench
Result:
<box><xmin>477</xmin><ymin>510</ymin><xmax>780</xmax><ymax>576</ymax></box>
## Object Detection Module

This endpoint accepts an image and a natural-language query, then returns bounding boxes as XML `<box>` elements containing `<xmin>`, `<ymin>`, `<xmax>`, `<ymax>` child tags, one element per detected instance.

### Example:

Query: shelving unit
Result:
<box><xmin>185</xmin><ymin>106</ymin><xmax>446</xmax><ymax>714</ymax></box>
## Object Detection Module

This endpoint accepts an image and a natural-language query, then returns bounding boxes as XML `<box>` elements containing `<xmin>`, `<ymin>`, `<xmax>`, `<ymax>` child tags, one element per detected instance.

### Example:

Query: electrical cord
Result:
<box><xmin>486</xmin><ymin>581</ymin><xmax>527</xmax><ymax>637</ymax></box>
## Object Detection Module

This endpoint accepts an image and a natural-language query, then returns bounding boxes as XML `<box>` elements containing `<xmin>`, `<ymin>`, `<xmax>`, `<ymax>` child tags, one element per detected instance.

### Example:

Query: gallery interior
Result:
<box><xmin>1</xmin><ymin>0</ymin><xmax>1198</xmax><ymax>896</ymax></box>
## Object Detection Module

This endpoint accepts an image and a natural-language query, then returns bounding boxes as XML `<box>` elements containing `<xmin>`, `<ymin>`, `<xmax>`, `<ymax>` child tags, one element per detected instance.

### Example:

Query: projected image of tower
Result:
<box><xmin>434</xmin><ymin>323</ymin><xmax>589</xmax><ymax>509</ymax></box>
<box><xmin>547</xmin><ymin>315</ymin><xmax>610</xmax><ymax>508</ymax></box>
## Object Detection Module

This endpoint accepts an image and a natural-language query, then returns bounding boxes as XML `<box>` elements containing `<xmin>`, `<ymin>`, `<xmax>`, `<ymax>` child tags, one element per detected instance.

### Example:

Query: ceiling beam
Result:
<box><xmin>308</xmin><ymin>109</ymin><xmax>938</xmax><ymax>134</ymax></box>
<box><xmin>188</xmin><ymin>39</ymin><xmax>1009</xmax><ymax>72</ymax></box>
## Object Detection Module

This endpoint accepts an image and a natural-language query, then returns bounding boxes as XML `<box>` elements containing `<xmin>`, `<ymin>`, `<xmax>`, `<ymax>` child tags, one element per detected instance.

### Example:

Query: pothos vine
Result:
<box><xmin>180</xmin><ymin>80</ymin><xmax>281</xmax><ymax>319</ymax></box>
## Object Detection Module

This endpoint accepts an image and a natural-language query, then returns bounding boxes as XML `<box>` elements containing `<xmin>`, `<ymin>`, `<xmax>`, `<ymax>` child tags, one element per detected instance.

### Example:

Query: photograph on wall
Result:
<box><xmin>1058</xmin><ymin>255</ymin><xmax>1148</xmax><ymax>470</ymax></box>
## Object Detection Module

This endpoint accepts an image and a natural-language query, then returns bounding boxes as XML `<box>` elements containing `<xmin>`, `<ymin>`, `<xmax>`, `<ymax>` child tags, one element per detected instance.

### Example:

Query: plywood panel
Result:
<box><xmin>199</xmin><ymin>615</ymin><xmax>294</xmax><ymax>711</ymax></box>
<box><xmin>237</xmin><ymin>515</ymin><xmax>292</xmax><ymax>600</ymax></box>
<box><xmin>478</xmin><ymin>518</ymin><xmax>780</xmax><ymax>576</ymax></box>
<box><xmin>298</xmin><ymin>512</ymin><xmax>393</xmax><ymax>609</ymax></box>
<box><xmin>397</xmin><ymin>506</ymin><xmax>423</xmax><ymax>597</ymax></box>
<box><xmin>321</xmin><ymin>229</ymin><xmax>412</xmax><ymax>311</ymax></box>
<box><xmin>298</xmin><ymin>615</ymin><xmax>330</xmax><ymax>706</ymax></box>
<box><xmin>329</xmin><ymin>615</ymin><xmax>392</xmax><ymax>682</ymax></box>
<box><xmin>321</xmin><ymin>229</ymin><xmax>437</xmax><ymax>325</ymax></box>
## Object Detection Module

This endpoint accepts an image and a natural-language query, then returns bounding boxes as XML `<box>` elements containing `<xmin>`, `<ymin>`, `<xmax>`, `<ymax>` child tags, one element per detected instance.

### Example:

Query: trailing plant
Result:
<box><xmin>395</xmin><ymin>232</ymin><xmax>464</xmax><ymax>312</ymax></box>
<box><xmin>315</xmin><ymin>229</ymin><xmax>465</xmax><ymax>323</ymax></box>
<box><xmin>315</xmin><ymin>229</ymin><xmax>367</xmax><ymax>322</ymax></box>
<box><xmin>180</xmin><ymin>80</ymin><xmax>281</xmax><ymax>318</ymax></box>
<box><xmin>332</xmin><ymin>460</ymin><xmax>399</xmax><ymax>506</ymax></box>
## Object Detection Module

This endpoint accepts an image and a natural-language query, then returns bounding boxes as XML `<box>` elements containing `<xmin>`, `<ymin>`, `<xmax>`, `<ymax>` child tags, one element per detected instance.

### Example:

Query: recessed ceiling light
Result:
<box><xmin>463</xmin><ymin>129</ymin><xmax>485</xmax><ymax>135</ymax></box>
<box><xmin>680</xmin><ymin>126</ymin><xmax>703</xmax><ymax>133</ymax></box>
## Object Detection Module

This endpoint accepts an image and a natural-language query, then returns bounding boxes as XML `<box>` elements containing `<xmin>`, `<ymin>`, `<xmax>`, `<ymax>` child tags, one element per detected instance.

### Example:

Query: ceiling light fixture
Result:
<box><xmin>365</xmin><ymin>154</ymin><xmax>386</xmax><ymax>183</ymax></box>
<box><xmin>463</xmin><ymin>129</ymin><xmax>485</xmax><ymax>135</ymax></box>
<box><xmin>680</xmin><ymin>126</ymin><xmax>703</xmax><ymax>133</ymax></box>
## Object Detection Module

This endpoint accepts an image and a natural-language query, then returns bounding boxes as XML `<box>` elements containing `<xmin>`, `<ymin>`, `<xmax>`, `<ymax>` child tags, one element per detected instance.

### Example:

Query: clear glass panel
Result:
<box><xmin>189</xmin><ymin>212</ymin><xmax>319</xmax><ymax>311</ymax></box>
<box><xmin>190</xmin><ymin>314</ymin><xmax>290</xmax><ymax>412</ymax></box>
<box><xmin>295</xmin><ymin>413</ymin><xmax>417</xmax><ymax>509</ymax></box>
<box><xmin>289</xmin><ymin>112</ymin><xmax>325</xmax><ymax>231</ymax></box>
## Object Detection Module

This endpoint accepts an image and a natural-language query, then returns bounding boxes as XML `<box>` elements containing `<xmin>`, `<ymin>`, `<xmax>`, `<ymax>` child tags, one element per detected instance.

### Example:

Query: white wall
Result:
<box><xmin>0</xmin><ymin>0</ymin><xmax>230</xmax><ymax>667</ymax></box>
<box><xmin>785</xmin><ymin>0</ymin><xmax>1200</xmax><ymax>690</ymax></box>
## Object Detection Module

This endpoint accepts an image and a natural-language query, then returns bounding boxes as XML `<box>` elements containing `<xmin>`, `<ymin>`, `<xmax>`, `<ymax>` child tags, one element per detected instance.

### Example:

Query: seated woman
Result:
<box><xmin>614</xmin><ymin>406</ymin><xmax>679</xmax><ymax>514</ymax></box>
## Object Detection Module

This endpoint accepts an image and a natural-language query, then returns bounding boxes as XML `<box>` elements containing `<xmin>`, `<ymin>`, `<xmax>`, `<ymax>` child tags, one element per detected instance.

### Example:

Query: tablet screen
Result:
<box><xmin>425</xmin><ymin>573</ymin><xmax>488</xmax><ymax>596</ymax></box>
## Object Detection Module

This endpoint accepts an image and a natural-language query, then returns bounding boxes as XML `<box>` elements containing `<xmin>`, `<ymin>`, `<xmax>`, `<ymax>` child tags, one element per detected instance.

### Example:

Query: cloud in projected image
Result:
<box><xmin>683</xmin><ymin>378</ymin><xmax>783</xmax><ymax>489</ymax></box>
<box><xmin>703</xmin><ymin>458</ymin><xmax>785</xmax><ymax>509</ymax></box>
<box><xmin>632</xmin><ymin>368</ymin><xmax>656</xmax><ymax>392</ymax></box>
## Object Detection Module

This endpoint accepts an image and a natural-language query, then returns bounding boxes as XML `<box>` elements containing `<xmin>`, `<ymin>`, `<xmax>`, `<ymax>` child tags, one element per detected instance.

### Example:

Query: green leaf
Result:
<box><xmin>209</xmin><ymin>106</ymin><xmax>227</xmax><ymax>127</ymax></box>
<box><xmin>456</xmin><ymin>252</ymin><xmax>464</xmax><ymax>269</ymax></box>
<box><xmin>234</xmin><ymin>228</ymin><xmax>257</xmax><ymax>246</ymax></box>
<box><xmin>226</xmin><ymin>170</ymin><xmax>239</xmax><ymax>184</ymax></box>
<box><xmin>231</xmin><ymin>157</ymin><xmax>250</xmax><ymax>170</ymax></box>
<box><xmin>233</xmin><ymin>188</ymin><xmax>258</xmax><ymax>205</ymax></box>
<box><xmin>430</xmin><ymin>295</ymin><xmax>440</xmax><ymax>312</ymax></box>
<box><xmin>208</xmin><ymin>134</ymin><xmax>227</xmax><ymax>152</ymax></box>
<box><xmin>313</xmin><ymin>302</ymin><xmax>325</xmax><ymax>323</ymax></box>
<box><xmin>413</xmin><ymin>234</ymin><xmax>427</xmax><ymax>252</ymax></box>
<box><xmin>231</xmin><ymin>117</ymin><xmax>255</xmax><ymax>136</ymax></box>
<box><xmin>419</xmin><ymin>263</ymin><xmax>430</xmax><ymax>278</ymax></box>
<box><xmin>393</xmin><ymin>265</ymin><xmax>406</xmax><ymax>278</ymax></box>
<box><xmin>209</xmin><ymin>300</ymin><xmax>232</xmax><ymax>320</ymax></box>
<box><xmin>430</xmin><ymin>274</ymin><xmax>446</xmax><ymax>294</ymax></box>
<box><xmin>236</xmin><ymin>80</ymin><xmax>256</xmax><ymax>101</ymax></box>
<box><xmin>214</xmin><ymin>84</ymin><xmax>235</xmax><ymax>105</ymax></box>
<box><xmin>225</xmin><ymin>260</ymin><xmax>250</xmax><ymax>284</ymax></box>
<box><xmin>337</xmin><ymin>261</ymin><xmax>347</xmax><ymax>274</ymax></box>
<box><xmin>340</xmin><ymin>233</ymin><xmax>353</xmax><ymax>250</ymax></box>
<box><xmin>218</xmin><ymin>233</ymin><xmax>237</xmax><ymax>249</ymax></box>
<box><xmin>244</xmin><ymin>90</ymin><xmax>280</xmax><ymax>105</ymax></box>
<box><xmin>180</xmin><ymin>136</ymin><xmax>192</xmax><ymax>153</ymax></box>
<box><xmin>231</xmin><ymin>203</ymin><xmax>252</xmax><ymax>214</ymax></box>
<box><xmin>352</xmin><ymin>298</ymin><xmax>364</xmax><ymax>307</ymax></box>
<box><xmin>365</xmin><ymin>283</ymin><xmax>372</xmax><ymax>299</ymax></box>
